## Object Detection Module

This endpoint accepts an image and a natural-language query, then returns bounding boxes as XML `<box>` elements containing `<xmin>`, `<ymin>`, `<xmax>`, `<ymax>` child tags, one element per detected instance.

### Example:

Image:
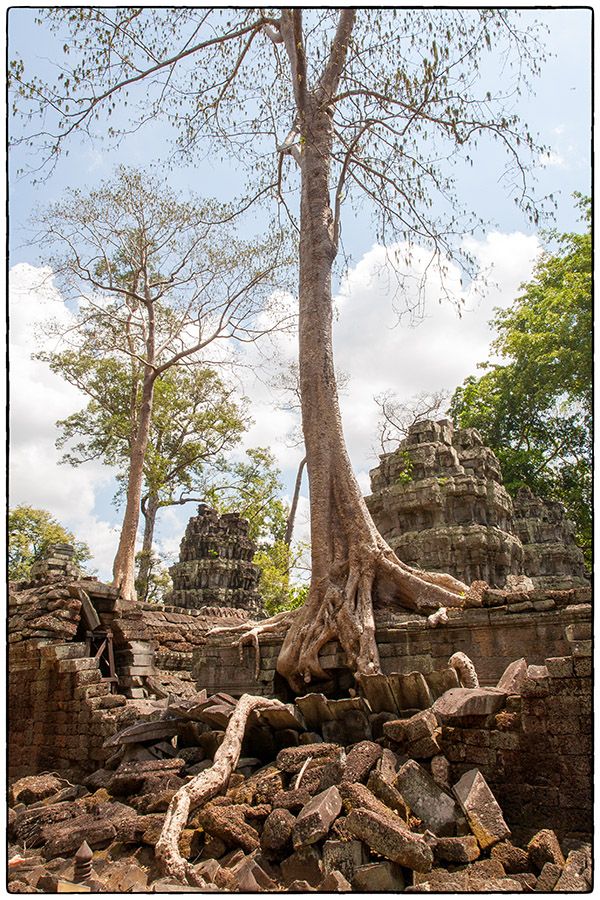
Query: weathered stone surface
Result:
<box><xmin>198</xmin><ymin>802</ymin><xmax>259</xmax><ymax>853</ymax></box>
<box><xmin>276</xmin><ymin>743</ymin><xmax>341</xmax><ymax>774</ymax></box>
<box><xmin>433</xmin><ymin>687</ymin><xmax>506</xmax><ymax>722</ymax></box>
<box><xmin>318</xmin><ymin>870</ymin><xmax>352</xmax><ymax>891</ymax></box>
<box><xmin>280</xmin><ymin>846</ymin><xmax>324</xmax><ymax>888</ymax></box>
<box><xmin>272</xmin><ymin>789</ymin><xmax>311</xmax><ymax>812</ymax></box>
<box><xmin>323</xmin><ymin>840</ymin><xmax>367</xmax><ymax>882</ymax></box>
<box><xmin>496</xmin><ymin>658</ymin><xmax>528</xmax><ymax>694</ymax></box>
<box><xmin>553</xmin><ymin>848</ymin><xmax>591</xmax><ymax>891</ymax></box>
<box><xmin>341</xmin><ymin>740</ymin><xmax>381</xmax><ymax>783</ymax></box>
<box><xmin>527</xmin><ymin>829</ymin><xmax>565</xmax><ymax>872</ymax></box>
<box><xmin>366</xmin><ymin>770</ymin><xmax>410</xmax><ymax>821</ymax></box>
<box><xmin>41</xmin><ymin>815</ymin><xmax>117</xmax><ymax>859</ymax></box>
<box><xmin>491</xmin><ymin>840</ymin><xmax>530</xmax><ymax>873</ymax></box>
<box><xmin>352</xmin><ymin>861</ymin><xmax>405</xmax><ymax>892</ymax></box>
<box><xmin>108</xmin><ymin>758</ymin><xmax>185</xmax><ymax>795</ymax></box>
<box><xmin>453</xmin><ymin>768</ymin><xmax>510</xmax><ymax>849</ymax></box>
<box><xmin>346</xmin><ymin>807</ymin><xmax>434</xmax><ymax>872</ymax></box>
<box><xmin>230</xmin><ymin>854</ymin><xmax>277</xmax><ymax>892</ymax></box>
<box><xmin>534</xmin><ymin>862</ymin><xmax>562</xmax><ymax>892</ymax></box>
<box><xmin>292</xmin><ymin>786</ymin><xmax>342</xmax><ymax>849</ymax></box>
<box><xmin>395</xmin><ymin>760</ymin><xmax>460</xmax><ymax>836</ymax></box>
<box><xmin>434</xmin><ymin>835</ymin><xmax>480</xmax><ymax>865</ymax></box>
<box><xmin>339</xmin><ymin>781</ymin><xmax>399</xmax><ymax>821</ymax></box>
<box><xmin>384</xmin><ymin>709</ymin><xmax>440</xmax><ymax>757</ymax></box>
<box><xmin>10</xmin><ymin>775</ymin><xmax>65</xmax><ymax>807</ymax></box>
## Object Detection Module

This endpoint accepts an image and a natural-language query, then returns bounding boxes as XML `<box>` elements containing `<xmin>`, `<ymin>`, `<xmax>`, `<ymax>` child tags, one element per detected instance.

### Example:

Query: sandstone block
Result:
<box><xmin>276</xmin><ymin>743</ymin><xmax>341</xmax><ymax>774</ymax></box>
<box><xmin>496</xmin><ymin>658</ymin><xmax>527</xmax><ymax>694</ymax></box>
<box><xmin>434</xmin><ymin>835</ymin><xmax>480</xmax><ymax>864</ymax></box>
<box><xmin>346</xmin><ymin>807</ymin><xmax>434</xmax><ymax>872</ymax></box>
<box><xmin>323</xmin><ymin>839</ymin><xmax>367</xmax><ymax>882</ymax></box>
<box><xmin>280</xmin><ymin>846</ymin><xmax>324</xmax><ymax>888</ymax></box>
<box><xmin>366</xmin><ymin>770</ymin><xmax>410</xmax><ymax>821</ymax></box>
<box><xmin>272</xmin><ymin>788</ymin><xmax>311</xmax><ymax>812</ymax></box>
<box><xmin>491</xmin><ymin>840</ymin><xmax>530</xmax><ymax>873</ymax></box>
<box><xmin>352</xmin><ymin>861</ymin><xmax>405</xmax><ymax>892</ymax></box>
<box><xmin>433</xmin><ymin>687</ymin><xmax>506</xmax><ymax>722</ymax></box>
<box><xmin>341</xmin><ymin>740</ymin><xmax>381</xmax><ymax>783</ymax></box>
<box><xmin>534</xmin><ymin>862</ymin><xmax>561</xmax><ymax>891</ymax></box>
<box><xmin>453</xmin><ymin>768</ymin><xmax>510</xmax><ymax>849</ymax></box>
<box><xmin>395</xmin><ymin>760</ymin><xmax>460</xmax><ymax>836</ymax></box>
<box><xmin>10</xmin><ymin>774</ymin><xmax>64</xmax><ymax>807</ymax></box>
<box><xmin>293</xmin><ymin>786</ymin><xmax>342</xmax><ymax>849</ymax></box>
<box><xmin>545</xmin><ymin>656</ymin><xmax>573</xmax><ymax>678</ymax></box>
<box><xmin>527</xmin><ymin>829</ymin><xmax>565</xmax><ymax>872</ymax></box>
<box><xmin>553</xmin><ymin>848</ymin><xmax>591</xmax><ymax>891</ymax></box>
<box><xmin>318</xmin><ymin>870</ymin><xmax>351</xmax><ymax>891</ymax></box>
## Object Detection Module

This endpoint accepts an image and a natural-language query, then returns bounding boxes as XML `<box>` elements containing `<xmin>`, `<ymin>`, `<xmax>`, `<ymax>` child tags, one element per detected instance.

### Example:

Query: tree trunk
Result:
<box><xmin>112</xmin><ymin>370</ymin><xmax>154</xmax><ymax>602</ymax></box>
<box><xmin>276</xmin><ymin>103</ymin><xmax>472</xmax><ymax>692</ymax></box>
<box><xmin>136</xmin><ymin>493</ymin><xmax>159</xmax><ymax>601</ymax></box>
<box><xmin>284</xmin><ymin>455</ymin><xmax>306</xmax><ymax>547</ymax></box>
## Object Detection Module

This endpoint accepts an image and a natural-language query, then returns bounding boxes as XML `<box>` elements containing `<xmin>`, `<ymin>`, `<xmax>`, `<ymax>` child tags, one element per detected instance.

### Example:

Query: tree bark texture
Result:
<box><xmin>136</xmin><ymin>493</ymin><xmax>160</xmax><ymax>601</ymax></box>
<box><xmin>284</xmin><ymin>456</ymin><xmax>306</xmax><ymax>547</ymax></box>
<box><xmin>112</xmin><ymin>370</ymin><xmax>154</xmax><ymax>603</ymax></box>
<box><xmin>155</xmin><ymin>693</ymin><xmax>290</xmax><ymax>885</ymax></box>
<box><xmin>276</xmin><ymin>99</ymin><xmax>473</xmax><ymax>692</ymax></box>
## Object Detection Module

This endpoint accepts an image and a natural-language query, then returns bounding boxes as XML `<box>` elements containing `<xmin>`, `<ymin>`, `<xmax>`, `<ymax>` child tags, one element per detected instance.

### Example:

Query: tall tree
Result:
<box><xmin>43</xmin><ymin>352</ymin><xmax>250</xmax><ymax>600</ymax></box>
<box><xmin>33</xmin><ymin>166</ymin><xmax>287</xmax><ymax>602</ymax></box>
<box><xmin>8</xmin><ymin>505</ymin><xmax>91</xmax><ymax>581</ymax></box>
<box><xmin>11</xmin><ymin>9</ymin><xmax>548</xmax><ymax>688</ymax></box>
<box><xmin>450</xmin><ymin>196</ymin><xmax>591</xmax><ymax>564</ymax></box>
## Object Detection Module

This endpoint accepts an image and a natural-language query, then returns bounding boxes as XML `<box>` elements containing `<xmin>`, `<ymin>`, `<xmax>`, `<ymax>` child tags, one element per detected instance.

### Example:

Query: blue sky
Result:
<box><xmin>8</xmin><ymin>7</ymin><xmax>592</xmax><ymax>580</ymax></box>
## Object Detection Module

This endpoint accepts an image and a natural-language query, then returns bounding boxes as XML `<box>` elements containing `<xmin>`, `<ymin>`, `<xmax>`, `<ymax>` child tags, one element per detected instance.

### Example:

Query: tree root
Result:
<box><xmin>155</xmin><ymin>693</ymin><xmax>292</xmax><ymax>886</ymax></box>
<box><xmin>207</xmin><ymin>610</ymin><xmax>296</xmax><ymax>680</ymax></box>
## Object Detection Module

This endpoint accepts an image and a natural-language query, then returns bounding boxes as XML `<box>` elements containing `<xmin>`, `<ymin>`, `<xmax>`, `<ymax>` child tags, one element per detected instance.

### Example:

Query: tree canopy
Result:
<box><xmin>450</xmin><ymin>196</ymin><xmax>591</xmax><ymax>563</ymax></box>
<box><xmin>8</xmin><ymin>505</ymin><xmax>91</xmax><ymax>581</ymax></box>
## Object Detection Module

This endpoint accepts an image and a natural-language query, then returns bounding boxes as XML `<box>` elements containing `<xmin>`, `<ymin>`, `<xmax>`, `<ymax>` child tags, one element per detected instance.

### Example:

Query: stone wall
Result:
<box><xmin>366</xmin><ymin>419</ymin><xmax>588</xmax><ymax>590</ymax></box>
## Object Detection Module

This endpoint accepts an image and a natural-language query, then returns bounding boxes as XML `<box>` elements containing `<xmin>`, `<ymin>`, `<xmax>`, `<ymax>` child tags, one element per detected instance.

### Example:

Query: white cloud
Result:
<box><xmin>538</xmin><ymin>149</ymin><xmax>567</xmax><ymax>168</ymax></box>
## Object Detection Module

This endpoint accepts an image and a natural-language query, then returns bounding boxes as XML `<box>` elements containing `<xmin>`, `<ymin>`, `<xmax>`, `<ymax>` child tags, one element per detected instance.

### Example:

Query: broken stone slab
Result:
<box><xmin>553</xmin><ymin>848</ymin><xmax>591</xmax><ymax>892</ymax></box>
<box><xmin>345</xmin><ymin>807</ymin><xmax>434</xmax><ymax>872</ymax></box>
<box><xmin>433</xmin><ymin>686</ymin><xmax>507</xmax><ymax>722</ymax></box>
<box><xmin>292</xmin><ymin>786</ymin><xmax>342</xmax><ymax>849</ymax></box>
<box><xmin>318</xmin><ymin>870</ymin><xmax>352</xmax><ymax>891</ymax></box>
<box><xmin>280</xmin><ymin>846</ymin><xmax>324</xmax><ymax>888</ymax></box>
<box><xmin>230</xmin><ymin>854</ymin><xmax>277</xmax><ymax>892</ymax></box>
<box><xmin>491</xmin><ymin>840</ymin><xmax>530</xmax><ymax>873</ymax></box>
<box><xmin>534</xmin><ymin>862</ymin><xmax>562</xmax><ymax>891</ymax></box>
<box><xmin>388</xmin><ymin>671</ymin><xmax>433</xmax><ymax>711</ymax></box>
<box><xmin>527</xmin><ymin>829</ymin><xmax>565</xmax><ymax>872</ymax></box>
<box><xmin>496</xmin><ymin>658</ymin><xmax>528</xmax><ymax>694</ymax></box>
<box><xmin>376</xmin><ymin>747</ymin><xmax>399</xmax><ymax>783</ymax></box>
<box><xmin>297</xmin><ymin>757</ymin><xmax>345</xmax><ymax>795</ymax></box>
<box><xmin>104</xmin><ymin>718</ymin><xmax>187</xmax><ymax>747</ymax></box>
<box><xmin>341</xmin><ymin>740</ymin><xmax>381</xmax><ymax>784</ymax></box>
<box><xmin>453</xmin><ymin>768</ymin><xmax>510</xmax><ymax>850</ymax></box>
<box><xmin>323</xmin><ymin>839</ymin><xmax>367</xmax><ymax>883</ymax></box>
<box><xmin>424</xmin><ymin>667</ymin><xmax>460</xmax><ymax>700</ymax></box>
<box><xmin>433</xmin><ymin>835</ymin><xmax>480</xmax><ymax>865</ymax></box>
<box><xmin>286</xmin><ymin>879</ymin><xmax>316</xmax><ymax>892</ymax></box>
<box><xmin>295</xmin><ymin>693</ymin><xmax>334</xmax><ymax>730</ymax></box>
<box><xmin>384</xmin><ymin>708</ymin><xmax>440</xmax><ymax>757</ymax></box>
<box><xmin>366</xmin><ymin>771</ymin><xmax>410</xmax><ymax>821</ymax></box>
<box><xmin>10</xmin><ymin>775</ymin><xmax>64</xmax><ymax>807</ymax></box>
<box><xmin>276</xmin><ymin>742</ymin><xmax>342</xmax><ymax>774</ymax></box>
<box><xmin>357</xmin><ymin>673</ymin><xmax>399</xmax><ymax>713</ymax></box>
<box><xmin>198</xmin><ymin>802</ymin><xmax>259</xmax><ymax>854</ymax></box>
<box><xmin>41</xmin><ymin>815</ymin><xmax>117</xmax><ymax>860</ymax></box>
<box><xmin>395</xmin><ymin>760</ymin><xmax>460</xmax><ymax>836</ymax></box>
<box><xmin>257</xmin><ymin>703</ymin><xmax>305</xmax><ymax>731</ymax></box>
<box><xmin>272</xmin><ymin>788</ymin><xmax>312</xmax><ymax>812</ymax></box>
<box><xmin>108</xmin><ymin>758</ymin><xmax>185</xmax><ymax>795</ymax></box>
<box><xmin>339</xmin><ymin>781</ymin><xmax>400</xmax><ymax>821</ymax></box>
<box><xmin>352</xmin><ymin>861</ymin><xmax>405</xmax><ymax>892</ymax></box>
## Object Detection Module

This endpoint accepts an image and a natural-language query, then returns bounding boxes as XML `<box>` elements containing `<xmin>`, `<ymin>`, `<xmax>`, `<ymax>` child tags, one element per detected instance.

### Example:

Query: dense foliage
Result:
<box><xmin>8</xmin><ymin>505</ymin><xmax>91</xmax><ymax>581</ymax></box>
<box><xmin>450</xmin><ymin>197</ymin><xmax>591</xmax><ymax>564</ymax></box>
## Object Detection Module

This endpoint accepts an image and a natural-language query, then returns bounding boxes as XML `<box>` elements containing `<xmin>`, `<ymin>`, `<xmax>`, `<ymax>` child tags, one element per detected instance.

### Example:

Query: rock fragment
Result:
<box><xmin>396</xmin><ymin>760</ymin><xmax>460</xmax><ymax>836</ymax></box>
<box><xmin>292</xmin><ymin>786</ymin><xmax>342</xmax><ymax>849</ymax></box>
<box><xmin>453</xmin><ymin>768</ymin><xmax>510</xmax><ymax>849</ymax></box>
<box><xmin>527</xmin><ymin>828</ymin><xmax>565</xmax><ymax>872</ymax></box>
<box><xmin>345</xmin><ymin>807</ymin><xmax>434</xmax><ymax>872</ymax></box>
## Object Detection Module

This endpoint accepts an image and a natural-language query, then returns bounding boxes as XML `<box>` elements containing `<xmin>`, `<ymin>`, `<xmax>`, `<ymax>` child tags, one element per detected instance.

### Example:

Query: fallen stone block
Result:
<box><xmin>527</xmin><ymin>829</ymin><xmax>565</xmax><ymax>872</ymax></box>
<box><xmin>260</xmin><ymin>808</ymin><xmax>295</xmax><ymax>853</ymax></box>
<box><xmin>352</xmin><ymin>861</ymin><xmax>405</xmax><ymax>892</ymax></box>
<box><xmin>375</xmin><ymin>747</ymin><xmax>399</xmax><ymax>783</ymax></box>
<box><xmin>295</xmin><ymin>693</ymin><xmax>334</xmax><ymax>731</ymax></box>
<box><xmin>395</xmin><ymin>760</ymin><xmax>460</xmax><ymax>836</ymax></box>
<box><xmin>280</xmin><ymin>846</ymin><xmax>324</xmax><ymax>888</ymax></box>
<box><xmin>491</xmin><ymin>840</ymin><xmax>530</xmax><ymax>873</ymax></box>
<box><xmin>323</xmin><ymin>839</ymin><xmax>367</xmax><ymax>882</ymax></box>
<box><xmin>553</xmin><ymin>849</ymin><xmax>591</xmax><ymax>891</ymax></box>
<box><xmin>453</xmin><ymin>768</ymin><xmax>510</xmax><ymax>849</ymax></box>
<box><xmin>198</xmin><ymin>802</ymin><xmax>259</xmax><ymax>853</ymax></box>
<box><xmin>433</xmin><ymin>835</ymin><xmax>480</xmax><ymax>865</ymax></box>
<box><xmin>388</xmin><ymin>671</ymin><xmax>433</xmax><ymax>711</ymax></box>
<box><xmin>384</xmin><ymin>708</ymin><xmax>437</xmax><ymax>743</ymax></box>
<box><xmin>339</xmin><ymin>781</ymin><xmax>398</xmax><ymax>820</ymax></box>
<box><xmin>433</xmin><ymin>687</ymin><xmax>506</xmax><ymax>722</ymax></box>
<box><xmin>358</xmin><ymin>673</ymin><xmax>399</xmax><ymax>713</ymax></box>
<box><xmin>276</xmin><ymin>743</ymin><xmax>341</xmax><ymax>774</ymax></box>
<box><xmin>10</xmin><ymin>775</ymin><xmax>64</xmax><ymax>807</ymax></box>
<box><xmin>366</xmin><ymin>770</ymin><xmax>410</xmax><ymax>821</ymax></box>
<box><xmin>345</xmin><ymin>807</ymin><xmax>434</xmax><ymax>872</ymax></box>
<box><xmin>293</xmin><ymin>786</ymin><xmax>342</xmax><ymax>849</ymax></box>
<box><xmin>430</xmin><ymin>754</ymin><xmax>451</xmax><ymax>790</ymax></box>
<box><xmin>296</xmin><ymin>758</ymin><xmax>345</xmax><ymax>795</ymax></box>
<box><xmin>511</xmin><ymin>872</ymin><xmax>537</xmax><ymax>891</ymax></box>
<box><xmin>272</xmin><ymin>788</ymin><xmax>312</xmax><ymax>812</ymax></box>
<box><xmin>318</xmin><ymin>870</ymin><xmax>351</xmax><ymax>891</ymax></box>
<box><xmin>286</xmin><ymin>879</ymin><xmax>316</xmax><ymax>892</ymax></box>
<box><xmin>534</xmin><ymin>862</ymin><xmax>561</xmax><ymax>891</ymax></box>
<box><xmin>108</xmin><ymin>758</ymin><xmax>185</xmax><ymax>796</ymax></box>
<box><xmin>496</xmin><ymin>658</ymin><xmax>528</xmax><ymax>694</ymax></box>
<box><xmin>230</xmin><ymin>854</ymin><xmax>277</xmax><ymax>892</ymax></box>
<box><xmin>41</xmin><ymin>815</ymin><xmax>117</xmax><ymax>860</ymax></box>
<box><xmin>341</xmin><ymin>740</ymin><xmax>381</xmax><ymax>783</ymax></box>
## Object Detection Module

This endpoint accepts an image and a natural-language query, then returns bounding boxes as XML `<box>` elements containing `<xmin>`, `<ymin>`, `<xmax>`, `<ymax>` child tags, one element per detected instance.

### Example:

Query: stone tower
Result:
<box><xmin>366</xmin><ymin>419</ymin><xmax>589</xmax><ymax>590</ymax></box>
<box><xmin>167</xmin><ymin>505</ymin><xmax>263</xmax><ymax>616</ymax></box>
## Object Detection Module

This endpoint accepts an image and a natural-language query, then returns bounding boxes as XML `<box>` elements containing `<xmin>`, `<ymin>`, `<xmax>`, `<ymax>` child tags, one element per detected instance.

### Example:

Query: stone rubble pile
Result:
<box><xmin>8</xmin><ymin>661</ymin><xmax>592</xmax><ymax>893</ymax></box>
<box><xmin>166</xmin><ymin>505</ymin><xmax>264</xmax><ymax>616</ymax></box>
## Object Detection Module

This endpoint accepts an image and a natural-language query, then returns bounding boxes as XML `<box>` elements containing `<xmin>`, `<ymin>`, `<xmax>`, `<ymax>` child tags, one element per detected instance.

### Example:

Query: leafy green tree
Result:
<box><xmin>45</xmin><ymin>350</ymin><xmax>251</xmax><ymax>600</ymax></box>
<box><xmin>8</xmin><ymin>505</ymin><xmax>91</xmax><ymax>581</ymax></box>
<box><xmin>11</xmin><ymin>9</ymin><xmax>550</xmax><ymax>690</ymax></box>
<box><xmin>450</xmin><ymin>197</ymin><xmax>591</xmax><ymax>563</ymax></box>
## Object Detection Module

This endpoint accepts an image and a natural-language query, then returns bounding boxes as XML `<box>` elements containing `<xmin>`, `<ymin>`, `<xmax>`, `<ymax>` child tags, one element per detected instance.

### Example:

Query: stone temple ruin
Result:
<box><xmin>7</xmin><ymin>423</ymin><xmax>592</xmax><ymax>892</ymax></box>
